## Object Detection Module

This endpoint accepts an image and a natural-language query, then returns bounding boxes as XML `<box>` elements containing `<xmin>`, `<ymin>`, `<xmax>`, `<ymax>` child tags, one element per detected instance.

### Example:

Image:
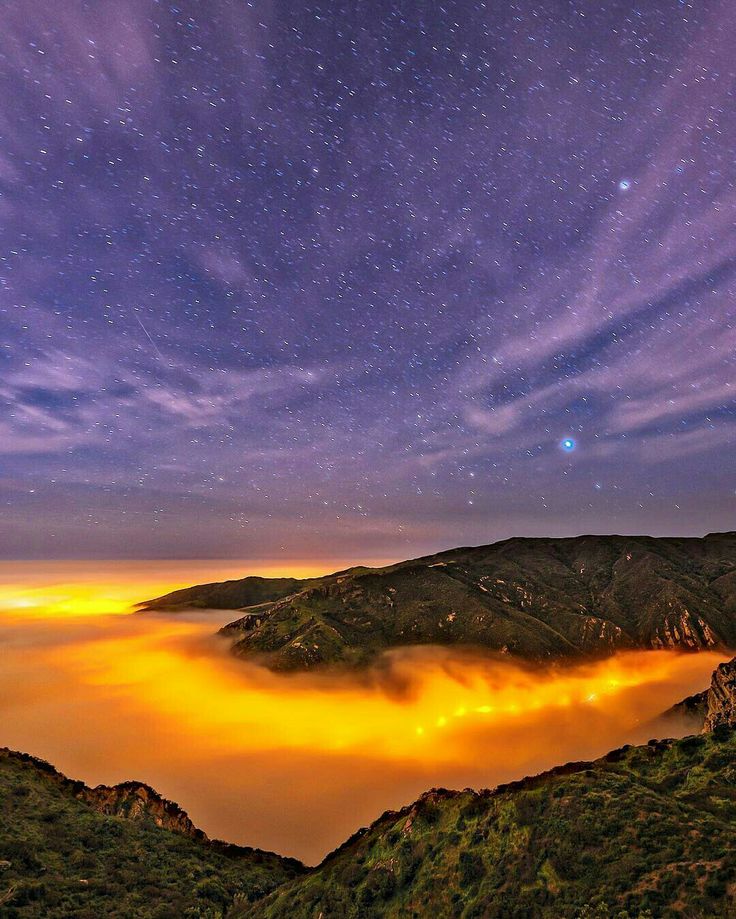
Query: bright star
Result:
<box><xmin>560</xmin><ymin>438</ymin><xmax>576</xmax><ymax>452</ymax></box>
<box><xmin>618</xmin><ymin>178</ymin><xmax>631</xmax><ymax>191</ymax></box>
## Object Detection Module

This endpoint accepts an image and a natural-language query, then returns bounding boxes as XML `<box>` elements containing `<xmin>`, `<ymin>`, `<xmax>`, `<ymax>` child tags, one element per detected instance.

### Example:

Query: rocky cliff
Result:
<box><xmin>662</xmin><ymin>655</ymin><xmax>736</xmax><ymax>733</ymax></box>
<box><xmin>80</xmin><ymin>780</ymin><xmax>204</xmax><ymax>839</ymax></box>
<box><xmin>658</xmin><ymin>687</ymin><xmax>709</xmax><ymax>732</ymax></box>
<box><xmin>703</xmin><ymin>657</ymin><xmax>736</xmax><ymax>731</ymax></box>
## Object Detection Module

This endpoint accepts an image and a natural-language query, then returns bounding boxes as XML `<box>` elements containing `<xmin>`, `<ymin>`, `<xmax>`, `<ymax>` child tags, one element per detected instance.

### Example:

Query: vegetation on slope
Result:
<box><xmin>137</xmin><ymin>575</ymin><xmax>318</xmax><ymax>612</ymax></box>
<box><xmin>190</xmin><ymin>532</ymin><xmax>736</xmax><ymax>670</ymax></box>
<box><xmin>3</xmin><ymin>714</ymin><xmax>736</xmax><ymax>917</ymax></box>
<box><xmin>0</xmin><ymin>750</ymin><xmax>302</xmax><ymax>919</ymax></box>
<box><xmin>257</xmin><ymin>729</ymin><xmax>736</xmax><ymax>919</ymax></box>
<box><xmin>7</xmin><ymin>599</ymin><xmax>736</xmax><ymax>917</ymax></box>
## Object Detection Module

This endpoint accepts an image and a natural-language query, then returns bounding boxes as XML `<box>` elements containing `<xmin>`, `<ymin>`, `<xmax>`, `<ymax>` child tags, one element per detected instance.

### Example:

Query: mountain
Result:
<box><xmin>137</xmin><ymin>567</ymin><xmax>377</xmax><ymax>613</ymax></box>
<box><xmin>138</xmin><ymin>575</ymin><xmax>321</xmax><ymax>612</ymax></box>
<box><xmin>0</xmin><ymin>749</ymin><xmax>303</xmax><ymax>918</ymax></box>
<box><xmin>142</xmin><ymin>532</ymin><xmax>736</xmax><ymax>671</ymax></box>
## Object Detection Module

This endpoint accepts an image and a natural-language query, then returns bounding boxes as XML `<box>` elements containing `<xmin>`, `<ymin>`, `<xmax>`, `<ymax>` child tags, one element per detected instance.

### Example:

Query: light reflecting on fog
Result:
<box><xmin>0</xmin><ymin>561</ymin><xmax>726</xmax><ymax>863</ymax></box>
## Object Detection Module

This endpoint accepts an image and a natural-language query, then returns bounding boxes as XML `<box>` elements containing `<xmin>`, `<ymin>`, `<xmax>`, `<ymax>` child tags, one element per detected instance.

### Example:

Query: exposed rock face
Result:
<box><xmin>659</xmin><ymin>689</ymin><xmax>709</xmax><ymax>732</ymax></box>
<box><xmin>703</xmin><ymin>658</ymin><xmax>736</xmax><ymax>731</ymax></box>
<box><xmin>667</xmin><ymin>655</ymin><xmax>736</xmax><ymax>734</ymax></box>
<box><xmin>81</xmin><ymin>781</ymin><xmax>203</xmax><ymax>839</ymax></box>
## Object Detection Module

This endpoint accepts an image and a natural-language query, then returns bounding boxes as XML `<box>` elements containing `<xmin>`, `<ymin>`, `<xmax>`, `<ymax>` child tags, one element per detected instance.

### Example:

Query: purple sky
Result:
<box><xmin>2</xmin><ymin>0</ymin><xmax>735</xmax><ymax>560</ymax></box>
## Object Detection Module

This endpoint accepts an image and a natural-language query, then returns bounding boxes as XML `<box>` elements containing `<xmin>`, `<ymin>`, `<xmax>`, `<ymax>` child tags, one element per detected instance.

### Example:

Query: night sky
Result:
<box><xmin>2</xmin><ymin>1</ymin><xmax>735</xmax><ymax>560</ymax></box>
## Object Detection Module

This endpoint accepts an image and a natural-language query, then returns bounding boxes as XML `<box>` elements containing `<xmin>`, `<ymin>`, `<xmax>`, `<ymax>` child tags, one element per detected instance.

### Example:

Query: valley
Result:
<box><xmin>2</xmin><ymin>657</ymin><xmax>736</xmax><ymax>917</ymax></box>
<box><xmin>3</xmin><ymin>552</ymin><xmax>736</xmax><ymax>916</ymax></box>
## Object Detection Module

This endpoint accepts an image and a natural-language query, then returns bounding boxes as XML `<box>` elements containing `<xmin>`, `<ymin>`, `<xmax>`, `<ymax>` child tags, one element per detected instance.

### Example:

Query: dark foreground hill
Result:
<box><xmin>3</xmin><ymin>658</ymin><xmax>736</xmax><ymax>918</ymax></box>
<box><xmin>142</xmin><ymin>532</ymin><xmax>736</xmax><ymax>671</ymax></box>
<box><xmin>258</xmin><ymin>730</ymin><xmax>736</xmax><ymax>919</ymax></box>
<box><xmin>0</xmin><ymin>750</ymin><xmax>302</xmax><ymax>918</ymax></box>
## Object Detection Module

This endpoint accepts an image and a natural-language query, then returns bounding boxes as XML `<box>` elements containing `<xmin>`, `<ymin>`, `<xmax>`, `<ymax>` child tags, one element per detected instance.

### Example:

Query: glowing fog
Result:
<box><xmin>0</xmin><ymin>561</ymin><xmax>726</xmax><ymax>863</ymax></box>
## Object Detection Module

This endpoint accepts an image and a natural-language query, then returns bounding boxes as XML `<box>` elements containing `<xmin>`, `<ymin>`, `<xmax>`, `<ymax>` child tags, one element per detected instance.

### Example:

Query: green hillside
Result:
<box><xmin>0</xmin><ymin>750</ymin><xmax>302</xmax><ymax>918</ymax></box>
<box><xmin>143</xmin><ymin>532</ymin><xmax>736</xmax><ymax>671</ymax></box>
<box><xmin>258</xmin><ymin>730</ymin><xmax>736</xmax><ymax>918</ymax></box>
<box><xmin>3</xmin><ymin>657</ymin><xmax>736</xmax><ymax>917</ymax></box>
<box><xmin>4</xmin><ymin>729</ymin><xmax>736</xmax><ymax>918</ymax></box>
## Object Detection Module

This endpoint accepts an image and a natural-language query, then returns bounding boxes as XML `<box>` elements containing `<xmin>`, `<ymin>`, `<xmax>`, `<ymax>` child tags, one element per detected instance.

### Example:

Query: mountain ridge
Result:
<box><xmin>3</xmin><ymin>652</ymin><xmax>736</xmax><ymax>916</ymax></box>
<box><xmin>257</xmin><ymin>729</ymin><xmax>736</xmax><ymax>918</ymax></box>
<box><xmin>141</xmin><ymin>532</ymin><xmax>736</xmax><ymax>671</ymax></box>
<box><xmin>0</xmin><ymin>747</ymin><xmax>304</xmax><ymax>867</ymax></box>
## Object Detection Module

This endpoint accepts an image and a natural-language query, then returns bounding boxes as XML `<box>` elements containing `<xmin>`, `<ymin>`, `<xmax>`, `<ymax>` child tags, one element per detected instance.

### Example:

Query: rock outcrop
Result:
<box><xmin>0</xmin><ymin>749</ymin><xmax>204</xmax><ymax>840</ymax></box>
<box><xmin>80</xmin><ymin>780</ymin><xmax>204</xmax><ymax>839</ymax></box>
<box><xmin>660</xmin><ymin>655</ymin><xmax>736</xmax><ymax>734</ymax></box>
<box><xmin>658</xmin><ymin>688</ymin><xmax>709</xmax><ymax>732</ymax></box>
<box><xmin>703</xmin><ymin>657</ymin><xmax>736</xmax><ymax>731</ymax></box>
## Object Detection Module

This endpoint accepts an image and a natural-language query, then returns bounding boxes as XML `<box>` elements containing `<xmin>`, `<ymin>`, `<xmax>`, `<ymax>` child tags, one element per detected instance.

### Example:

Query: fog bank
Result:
<box><xmin>0</xmin><ymin>563</ymin><xmax>727</xmax><ymax>863</ymax></box>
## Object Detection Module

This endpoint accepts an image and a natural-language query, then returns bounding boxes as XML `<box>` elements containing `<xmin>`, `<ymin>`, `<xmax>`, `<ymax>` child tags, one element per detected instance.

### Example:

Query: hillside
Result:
<box><xmin>143</xmin><ymin>532</ymin><xmax>736</xmax><ymax>671</ymax></box>
<box><xmin>0</xmin><ymin>749</ymin><xmax>302</xmax><ymax>918</ymax></box>
<box><xmin>138</xmin><ymin>575</ymin><xmax>320</xmax><ymax>612</ymax></box>
<box><xmin>257</xmin><ymin>730</ymin><xmax>736</xmax><ymax>919</ymax></box>
<box><xmin>258</xmin><ymin>658</ymin><xmax>736</xmax><ymax>918</ymax></box>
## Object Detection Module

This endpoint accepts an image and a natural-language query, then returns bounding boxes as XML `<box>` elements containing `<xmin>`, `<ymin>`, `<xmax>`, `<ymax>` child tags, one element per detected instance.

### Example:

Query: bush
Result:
<box><xmin>459</xmin><ymin>850</ymin><xmax>485</xmax><ymax>886</ymax></box>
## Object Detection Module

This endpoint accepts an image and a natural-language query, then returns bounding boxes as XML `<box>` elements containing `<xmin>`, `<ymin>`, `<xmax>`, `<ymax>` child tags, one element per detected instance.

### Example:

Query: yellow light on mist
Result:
<box><xmin>2</xmin><ymin>563</ymin><xmax>729</xmax><ymax>864</ymax></box>
<box><xmin>43</xmin><ymin>616</ymin><xmax>727</xmax><ymax>765</ymax></box>
<box><xmin>0</xmin><ymin>559</ymin><xmax>391</xmax><ymax>620</ymax></box>
<box><xmin>0</xmin><ymin>585</ymin><xmax>139</xmax><ymax>619</ymax></box>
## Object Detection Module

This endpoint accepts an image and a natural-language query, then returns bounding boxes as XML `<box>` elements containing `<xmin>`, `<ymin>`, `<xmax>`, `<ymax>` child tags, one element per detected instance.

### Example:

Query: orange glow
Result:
<box><xmin>0</xmin><ymin>561</ymin><xmax>728</xmax><ymax>863</ymax></box>
<box><xmin>0</xmin><ymin>558</ymin><xmax>391</xmax><ymax>619</ymax></box>
<box><xmin>53</xmin><ymin>625</ymin><xmax>726</xmax><ymax>762</ymax></box>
